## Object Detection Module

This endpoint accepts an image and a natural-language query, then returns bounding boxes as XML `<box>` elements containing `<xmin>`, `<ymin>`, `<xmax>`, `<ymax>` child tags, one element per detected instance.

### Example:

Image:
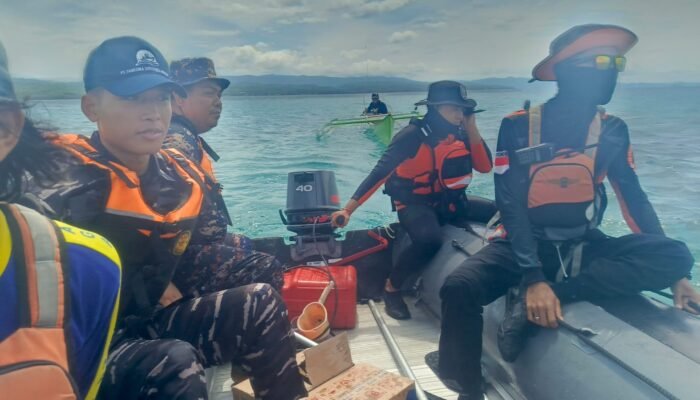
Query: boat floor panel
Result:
<box><xmin>206</xmin><ymin>296</ymin><xmax>459</xmax><ymax>399</ymax></box>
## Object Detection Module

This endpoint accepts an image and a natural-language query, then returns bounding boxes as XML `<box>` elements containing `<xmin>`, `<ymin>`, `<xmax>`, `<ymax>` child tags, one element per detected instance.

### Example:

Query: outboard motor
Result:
<box><xmin>280</xmin><ymin>171</ymin><xmax>342</xmax><ymax>261</ymax></box>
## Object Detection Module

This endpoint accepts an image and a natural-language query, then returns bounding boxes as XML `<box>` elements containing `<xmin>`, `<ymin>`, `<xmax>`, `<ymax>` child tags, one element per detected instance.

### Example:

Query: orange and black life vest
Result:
<box><xmin>385</xmin><ymin>123</ymin><xmax>473</xmax><ymax>208</ymax></box>
<box><xmin>57</xmin><ymin>134</ymin><xmax>204</xmax><ymax>317</ymax></box>
<box><xmin>199</xmin><ymin>137</ymin><xmax>217</xmax><ymax>178</ymax></box>
<box><xmin>526</xmin><ymin>105</ymin><xmax>606</xmax><ymax>240</ymax></box>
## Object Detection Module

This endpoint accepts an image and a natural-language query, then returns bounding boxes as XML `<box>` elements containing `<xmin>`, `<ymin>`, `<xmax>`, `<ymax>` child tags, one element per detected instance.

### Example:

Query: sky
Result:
<box><xmin>1</xmin><ymin>0</ymin><xmax>699</xmax><ymax>82</ymax></box>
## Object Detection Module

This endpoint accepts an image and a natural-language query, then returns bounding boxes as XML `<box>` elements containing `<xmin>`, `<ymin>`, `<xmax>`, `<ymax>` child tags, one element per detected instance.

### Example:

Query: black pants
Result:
<box><xmin>390</xmin><ymin>205</ymin><xmax>445</xmax><ymax>288</ymax></box>
<box><xmin>438</xmin><ymin>233</ymin><xmax>694</xmax><ymax>395</ymax></box>
<box><xmin>98</xmin><ymin>284</ymin><xmax>307</xmax><ymax>400</ymax></box>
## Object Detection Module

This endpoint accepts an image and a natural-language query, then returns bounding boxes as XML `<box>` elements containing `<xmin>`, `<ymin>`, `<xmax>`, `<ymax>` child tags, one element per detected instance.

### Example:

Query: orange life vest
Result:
<box><xmin>57</xmin><ymin>134</ymin><xmax>204</xmax><ymax>316</ymax></box>
<box><xmin>199</xmin><ymin>140</ymin><xmax>216</xmax><ymax>178</ymax></box>
<box><xmin>526</xmin><ymin>105</ymin><xmax>605</xmax><ymax>240</ymax></box>
<box><xmin>385</xmin><ymin>125</ymin><xmax>473</xmax><ymax>206</ymax></box>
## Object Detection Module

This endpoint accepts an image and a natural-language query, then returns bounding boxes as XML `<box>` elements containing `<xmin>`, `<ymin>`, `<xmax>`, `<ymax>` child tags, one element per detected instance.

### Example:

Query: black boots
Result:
<box><xmin>424</xmin><ymin>351</ymin><xmax>484</xmax><ymax>400</ymax></box>
<box><xmin>383</xmin><ymin>289</ymin><xmax>411</xmax><ymax>320</ymax></box>
<box><xmin>497</xmin><ymin>287</ymin><xmax>535</xmax><ymax>362</ymax></box>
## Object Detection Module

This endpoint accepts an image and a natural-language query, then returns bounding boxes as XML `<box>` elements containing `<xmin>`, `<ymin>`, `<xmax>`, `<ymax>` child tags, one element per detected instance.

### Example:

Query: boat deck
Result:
<box><xmin>207</xmin><ymin>297</ymin><xmax>459</xmax><ymax>399</ymax></box>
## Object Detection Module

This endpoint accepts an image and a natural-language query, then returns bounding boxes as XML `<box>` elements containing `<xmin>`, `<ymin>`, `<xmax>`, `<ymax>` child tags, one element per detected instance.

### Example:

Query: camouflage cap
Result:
<box><xmin>0</xmin><ymin>40</ymin><xmax>17</xmax><ymax>102</ymax></box>
<box><xmin>170</xmin><ymin>57</ymin><xmax>230</xmax><ymax>90</ymax></box>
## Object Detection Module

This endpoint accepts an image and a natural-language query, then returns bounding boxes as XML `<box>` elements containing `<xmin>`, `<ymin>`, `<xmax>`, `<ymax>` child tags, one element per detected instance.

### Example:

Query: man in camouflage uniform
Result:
<box><xmin>164</xmin><ymin>57</ymin><xmax>284</xmax><ymax>295</ymax></box>
<box><xmin>31</xmin><ymin>37</ymin><xmax>306</xmax><ymax>400</ymax></box>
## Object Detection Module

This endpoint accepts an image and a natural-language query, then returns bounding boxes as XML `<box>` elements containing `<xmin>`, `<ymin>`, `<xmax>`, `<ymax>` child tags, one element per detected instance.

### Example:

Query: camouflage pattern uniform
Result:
<box><xmin>175</xmin><ymin>232</ymin><xmax>285</xmax><ymax>297</ymax></box>
<box><xmin>164</xmin><ymin>57</ymin><xmax>284</xmax><ymax>293</ymax></box>
<box><xmin>99</xmin><ymin>283</ymin><xmax>307</xmax><ymax>400</ymax></box>
<box><xmin>32</xmin><ymin>136</ymin><xmax>304</xmax><ymax>399</ymax></box>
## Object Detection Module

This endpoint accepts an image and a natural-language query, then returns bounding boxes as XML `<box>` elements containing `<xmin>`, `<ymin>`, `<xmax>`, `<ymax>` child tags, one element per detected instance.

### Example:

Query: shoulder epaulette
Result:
<box><xmin>506</xmin><ymin>109</ymin><xmax>528</xmax><ymax>119</ymax></box>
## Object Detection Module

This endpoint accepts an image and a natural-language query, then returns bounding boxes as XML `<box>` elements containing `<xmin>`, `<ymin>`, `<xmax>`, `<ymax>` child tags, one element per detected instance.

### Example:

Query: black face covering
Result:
<box><xmin>425</xmin><ymin>107</ymin><xmax>461</xmax><ymax>136</ymax></box>
<box><xmin>555</xmin><ymin>64</ymin><xmax>619</xmax><ymax>105</ymax></box>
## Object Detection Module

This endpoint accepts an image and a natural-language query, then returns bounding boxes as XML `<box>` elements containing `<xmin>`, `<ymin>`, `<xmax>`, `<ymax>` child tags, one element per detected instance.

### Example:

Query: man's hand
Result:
<box><xmin>159</xmin><ymin>282</ymin><xmax>183</xmax><ymax>307</ymax></box>
<box><xmin>462</xmin><ymin>114</ymin><xmax>478</xmax><ymax>134</ymax></box>
<box><xmin>672</xmin><ymin>278</ymin><xmax>700</xmax><ymax>315</ymax></box>
<box><xmin>525</xmin><ymin>282</ymin><xmax>563</xmax><ymax>328</ymax></box>
<box><xmin>331</xmin><ymin>209</ymin><xmax>351</xmax><ymax>228</ymax></box>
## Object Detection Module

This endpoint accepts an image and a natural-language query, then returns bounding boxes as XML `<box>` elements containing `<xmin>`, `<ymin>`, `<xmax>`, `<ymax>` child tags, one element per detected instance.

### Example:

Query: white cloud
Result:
<box><xmin>182</xmin><ymin>0</ymin><xmax>415</xmax><ymax>26</ymax></box>
<box><xmin>389</xmin><ymin>30</ymin><xmax>417</xmax><ymax>43</ymax></box>
<box><xmin>212</xmin><ymin>45</ymin><xmax>307</xmax><ymax>74</ymax></box>
<box><xmin>340</xmin><ymin>49</ymin><xmax>367</xmax><ymax>60</ymax></box>
<box><xmin>341</xmin><ymin>0</ymin><xmax>414</xmax><ymax>17</ymax></box>
<box><xmin>1</xmin><ymin>0</ymin><xmax>699</xmax><ymax>82</ymax></box>
<box><xmin>210</xmin><ymin>43</ymin><xmax>426</xmax><ymax>76</ymax></box>
<box><xmin>192</xmin><ymin>30</ymin><xmax>240</xmax><ymax>37</ymax></box>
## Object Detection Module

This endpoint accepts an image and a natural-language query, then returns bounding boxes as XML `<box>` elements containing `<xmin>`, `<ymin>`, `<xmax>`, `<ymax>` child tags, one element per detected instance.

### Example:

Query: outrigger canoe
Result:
<box><xmin>322</xmin><ymin>111</ymin><xmax>423</xmax><ymax>145</ymax></box>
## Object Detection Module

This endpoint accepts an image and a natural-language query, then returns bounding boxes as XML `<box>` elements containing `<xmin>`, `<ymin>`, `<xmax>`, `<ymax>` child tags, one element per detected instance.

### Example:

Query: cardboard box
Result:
<box><xmin>232</xmin><ymin>333</ymin><xmax>414</xmax><ymax>400</ymax></box>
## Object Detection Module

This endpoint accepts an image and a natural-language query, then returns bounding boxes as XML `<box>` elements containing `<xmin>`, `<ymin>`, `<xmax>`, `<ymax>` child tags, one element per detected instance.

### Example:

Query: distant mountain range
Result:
<box><xmin>12</xmin><ymin>75</ymin><xmax>699</xmax><ymax>100</ymax></box>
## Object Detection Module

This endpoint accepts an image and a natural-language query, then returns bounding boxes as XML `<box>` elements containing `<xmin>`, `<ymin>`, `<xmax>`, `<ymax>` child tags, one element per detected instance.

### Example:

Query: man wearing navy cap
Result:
<box><xmin>32</xmin><ymin>37</ymin><xmax>306</xmax><ymax>400</ymax></box>
<box><xmin>162</xmin><ymin>57</ymin><xmax>286</xmax><ymax>299</ymax></box>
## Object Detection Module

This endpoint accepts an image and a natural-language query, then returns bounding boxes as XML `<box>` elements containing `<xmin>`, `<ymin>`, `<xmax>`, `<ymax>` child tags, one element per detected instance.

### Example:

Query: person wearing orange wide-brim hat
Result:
<box><xmin>429</xmin><ymin>24</ymin><xmax>700</xmax><ymax>400</ymax></box>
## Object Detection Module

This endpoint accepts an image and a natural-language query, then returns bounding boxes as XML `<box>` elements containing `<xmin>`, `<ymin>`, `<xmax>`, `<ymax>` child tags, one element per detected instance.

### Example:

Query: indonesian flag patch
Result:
<box><xmin>494</xmin><ymin>151</ymin><xmax>510</xmax><ymax>174</ymax></box>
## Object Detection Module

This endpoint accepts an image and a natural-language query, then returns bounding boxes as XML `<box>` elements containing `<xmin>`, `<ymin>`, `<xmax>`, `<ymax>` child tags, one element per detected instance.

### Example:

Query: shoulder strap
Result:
<box><xmin>198</xmin><ymin>136</ymin><xmax>220</xmax><ymax>162</ymax></box>
<box><xmin>584</xmin><ymin>109</ymin><xmax>603</xmax><ymax>160</ymax></box>
<box><xmin>529</xmin><ymin>104</ymin><xmax>602</xmax><ymax>161</ymax></box>
<box><xmin>160</xmin><ymin>148</ymin><xmax>207</xmax><ymax>189</ymax></box>
<box><xmin>528</xmin><ymin>104</ymin><xmax>543</xmax><ymax>147</ymax></box>
<box><xmin>1</xmin><ymin>203</ymin><xmax>67</xmax><ymax>329</ymax></box>
<box><xmin>162</xmin><ymin>149</ymin><xmax>233</xmax><ymax>226</ymax></box>
<box><xmin>64</xmin><ymin>139</ymin><xmax>138</xmax><ymax>189</ymax></box>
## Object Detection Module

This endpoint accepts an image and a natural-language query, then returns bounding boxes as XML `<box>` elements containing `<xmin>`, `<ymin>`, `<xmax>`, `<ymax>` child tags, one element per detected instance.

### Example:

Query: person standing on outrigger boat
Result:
<box><xmin>364</xmin><ymin>92</ymin><xmax>389</xmax><ymax>115</ymax></box>
<box><xmin>332</xmin><ymin>81</ymin><xmax>492</xmax><ymax>320</ymax></box>
<box><xmin>162</xmin><ymin>57</ymin><xmax>285</xmax><ymax>297</ymax></box>
<box><xmin>31</xmin><ymin>37</ymin><xmax>307</xmax><ymax>400</ymax></box>
<box><xmin>0</xmin><ymin>40</ymin><xmax>120</xmax><ymax>400</ymax></box>
<box><xmin>429</xmin><ymin>24</ymin><xmax>700</xmax><ymax>400</ymax></box>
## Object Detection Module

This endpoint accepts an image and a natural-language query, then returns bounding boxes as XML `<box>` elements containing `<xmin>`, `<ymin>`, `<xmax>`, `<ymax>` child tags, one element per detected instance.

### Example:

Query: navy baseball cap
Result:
<box><xmin>83</xmin><ymin>36</ymin><xmax>186</xmax><ymax>97</ymax></box>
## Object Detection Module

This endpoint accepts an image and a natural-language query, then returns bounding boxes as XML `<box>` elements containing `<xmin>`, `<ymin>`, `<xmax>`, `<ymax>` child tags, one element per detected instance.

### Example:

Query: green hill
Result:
<box><xmin>13</xmin><ymin>75</ymin><xmax>515</xmax><ymax>99</ymax></box>
<box><xmin>14</xmin><ymin>78</ymin><xmax>83</xmax><ymax>100</ymax></box>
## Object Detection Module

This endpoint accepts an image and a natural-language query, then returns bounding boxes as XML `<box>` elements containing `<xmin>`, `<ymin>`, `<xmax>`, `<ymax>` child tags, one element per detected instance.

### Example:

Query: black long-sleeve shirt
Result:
<box><xmin>495</xmin><ymin>99</ymin><xmax>663</xmax><ymax>286</ymax></box>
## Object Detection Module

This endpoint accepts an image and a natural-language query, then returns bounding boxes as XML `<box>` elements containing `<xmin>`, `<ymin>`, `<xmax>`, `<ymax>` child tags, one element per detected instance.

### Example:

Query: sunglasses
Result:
<box><xmin>595</xmin><ymin>55</ymin><xmax>626</xmax><ymax>72</ymax></box>
<box><xmin>572</xmin><ymin>55</ymin><xmax>626</xmax><ymax>72</ymax></box>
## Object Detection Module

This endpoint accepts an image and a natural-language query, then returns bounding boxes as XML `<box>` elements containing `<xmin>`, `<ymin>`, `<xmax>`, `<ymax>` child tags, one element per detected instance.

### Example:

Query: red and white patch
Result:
<box><xmin>494</xmin><ymin>151</ymin><xmax>510</xmax><ymax>175</ymax></box>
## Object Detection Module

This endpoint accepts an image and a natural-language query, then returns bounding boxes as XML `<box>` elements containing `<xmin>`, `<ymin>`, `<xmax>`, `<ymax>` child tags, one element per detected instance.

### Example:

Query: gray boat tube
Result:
<box><xmin>419</xmin><ymin>223</ymin><xmax>700</xmax><ymax>400</ymax></box>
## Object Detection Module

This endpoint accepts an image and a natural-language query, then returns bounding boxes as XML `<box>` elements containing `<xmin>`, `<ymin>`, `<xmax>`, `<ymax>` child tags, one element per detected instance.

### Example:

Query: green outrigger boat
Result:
<box><xmin>321</xmin><ymin>111</ymin><xmax>422</xmax><ymax>145</ymax></box>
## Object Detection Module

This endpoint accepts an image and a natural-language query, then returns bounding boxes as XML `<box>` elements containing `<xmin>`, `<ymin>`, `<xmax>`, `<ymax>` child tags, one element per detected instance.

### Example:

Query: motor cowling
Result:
<box><xmin>281</xmin><ymin>170</ymin><xmax>341</xmax><ymax>236</ymax></box>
